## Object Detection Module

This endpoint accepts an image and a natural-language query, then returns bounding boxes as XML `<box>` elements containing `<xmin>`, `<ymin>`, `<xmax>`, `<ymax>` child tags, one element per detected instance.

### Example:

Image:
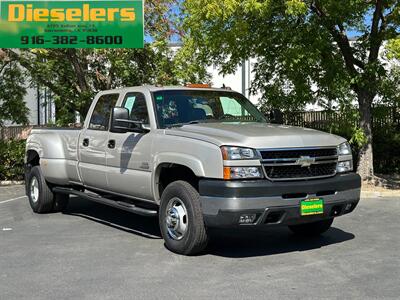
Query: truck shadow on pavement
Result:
<box><xmin>64</xmin><ymin>196</ymin><xmax>161</xmax><ymax>240</ymax></box>
<box><xmin>64</xmin><ymin>197</ymin><xmax>355</xmax><ymax>258</ymax></box>
<box><xmin>206</xmin><ymin>227</ymin><xmax>355</xmax><ymax>258</ymax></box>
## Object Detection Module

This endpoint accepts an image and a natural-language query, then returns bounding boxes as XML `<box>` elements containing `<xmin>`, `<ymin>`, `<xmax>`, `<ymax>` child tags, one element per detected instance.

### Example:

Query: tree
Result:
<box><xmin>182</xmin><ymin>0</ymin><xmax>400</xmax><ymax>180</ymax></box>
<box><xmin>0</xmin><ymin>49</ymin><xmax>29</xmax><ymax>126</ymax></box>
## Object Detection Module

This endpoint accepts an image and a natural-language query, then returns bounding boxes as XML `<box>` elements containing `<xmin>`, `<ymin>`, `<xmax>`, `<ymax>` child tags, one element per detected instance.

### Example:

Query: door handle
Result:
<box><xmin>82</xmin><ymin>138</ymin><xmax>89</xmax><ymax>147</ymax></box>
<box><xmin>108</xmin><ymin>139</ymin><xmax>116</xmax><ymax>149</ymax></box>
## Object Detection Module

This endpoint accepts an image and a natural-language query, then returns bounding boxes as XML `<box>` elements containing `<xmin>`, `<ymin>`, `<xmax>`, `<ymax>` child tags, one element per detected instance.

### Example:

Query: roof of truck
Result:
<box><xmin>98</xmin><ymin>85</ymin><xmax>239</xmax><ymax>94</ymax></box>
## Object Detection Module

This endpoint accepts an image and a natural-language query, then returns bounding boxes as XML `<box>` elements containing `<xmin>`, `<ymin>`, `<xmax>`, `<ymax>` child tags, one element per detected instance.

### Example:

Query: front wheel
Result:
<box><xmin>288</xmin><ymin>218</ymin><xmax>334</xmax><ymax>236</ymax></box>
<box><xmin>159</xmin><ymin>181</ymin><xmax>209</xmax><ymax>255</ymax></box>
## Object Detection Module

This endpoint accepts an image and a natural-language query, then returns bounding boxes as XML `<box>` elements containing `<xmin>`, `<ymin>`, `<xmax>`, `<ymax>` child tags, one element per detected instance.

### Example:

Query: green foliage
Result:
<box><xmin>380</xmin><ymin>40</ymin><xmax>400</xmax><ymax>107</ymax></box>
<box><xmin>350</xmin><ymin>128</ymin><xmax>368</xmax><ymax>149</ymax></box>
<box><xmin>0</xmin><ymin>51</ymin><xmax>29</xmax><ymax>126</ymax></box>
<box><xmin>373</xmin><ymin>123</ymin><xmax>400</xmax><ymax>174</ymax></box>
<box><xmin>285</xmin><ymin>0</ymin><xmax>307</xmax><ymax>16</ymax></box>
<box><xmin>183</xmin><ymin>0</ymin><xmax>353</xmax><ymax>109</ymax></box>
<box><xmin>182</xmin><ymin>0</ymin><xmax>400</xmax><ymax>109</ymax></box>
<box><xmin>0</xmin><ymin>139</ymin><xmax>26</xmax><ymax>181</ymax></box>
<box><xmin>173</xmin><ymin>38</ymin><xmax>212</xmax><ymax>84</ymax></box>
<box><xmin>386</xmin><ymin>38</ymin><xmax>400</xmax><ymax>60</ymax></box>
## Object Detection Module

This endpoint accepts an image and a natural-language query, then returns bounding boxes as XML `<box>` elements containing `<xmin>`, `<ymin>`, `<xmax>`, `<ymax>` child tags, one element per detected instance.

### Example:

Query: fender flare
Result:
<box><xmin>152</xmin><ymin>152</ymin><xmax>205</xmax><ymax>201</ymax></box>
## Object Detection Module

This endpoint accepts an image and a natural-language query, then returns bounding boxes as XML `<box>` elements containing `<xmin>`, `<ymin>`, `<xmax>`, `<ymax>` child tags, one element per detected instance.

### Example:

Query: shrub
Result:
<box><xmin>373</xmin><ymin>124</ymin><xmax>400</xmax><ymax>174</ymax></box>
<box><xmin>0</xmin><ymin>139</ymin><xmax>26</xmax><ymax>181</ymax></box>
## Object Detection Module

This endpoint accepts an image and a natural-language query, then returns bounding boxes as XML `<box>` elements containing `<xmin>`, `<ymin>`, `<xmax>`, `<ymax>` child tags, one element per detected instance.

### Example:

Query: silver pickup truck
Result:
<box><xmin>25</xmin><ymin>85</ymin><xmax>361</xmax><ymax>255</ymax></box>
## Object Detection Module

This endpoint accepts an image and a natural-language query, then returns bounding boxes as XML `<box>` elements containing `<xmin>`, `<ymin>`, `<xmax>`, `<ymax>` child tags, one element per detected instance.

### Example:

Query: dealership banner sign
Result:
<box><xmin>0</xmin><ymin>0</ymin><xmax>144</xmax><ymax>48</ymax></box>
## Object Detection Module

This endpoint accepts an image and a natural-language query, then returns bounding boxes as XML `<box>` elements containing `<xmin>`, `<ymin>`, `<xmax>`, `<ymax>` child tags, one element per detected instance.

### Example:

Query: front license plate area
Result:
<box><xmin>301</xmin><ymin>198</ymin><xmax>324</xmax><ymax>216</ymax></box>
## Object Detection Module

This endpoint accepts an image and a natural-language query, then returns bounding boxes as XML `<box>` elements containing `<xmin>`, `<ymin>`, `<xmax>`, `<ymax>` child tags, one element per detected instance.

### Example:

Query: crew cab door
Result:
<box><xmin>78</xmin><ymin>93</ymin><xmax>119</xmax><ymax>189</ymax></box>
<box><xmin>105</xmin><ymin>92</ymin><xmax>153</xmax><ymax>200</ymax></box>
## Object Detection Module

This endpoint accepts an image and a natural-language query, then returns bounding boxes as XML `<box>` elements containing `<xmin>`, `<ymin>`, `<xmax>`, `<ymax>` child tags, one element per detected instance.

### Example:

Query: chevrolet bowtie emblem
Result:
<box><xmin>296</xmin><ymin>156</ymin><xmax>315</xmax><ymax>167</ymax></box>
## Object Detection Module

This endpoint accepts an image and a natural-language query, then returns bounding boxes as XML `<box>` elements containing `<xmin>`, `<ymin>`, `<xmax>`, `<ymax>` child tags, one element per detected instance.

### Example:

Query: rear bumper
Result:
<box><xmin>199</xmin><ymin>173</ymin><xmax>361</xmax><ymax>228</ymax></box>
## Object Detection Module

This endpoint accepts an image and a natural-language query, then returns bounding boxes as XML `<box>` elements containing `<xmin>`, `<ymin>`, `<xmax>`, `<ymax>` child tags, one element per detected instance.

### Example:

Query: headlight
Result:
<box><xmin>223</xmin><ymin>167</ymin><xmax>262</xmax><ymax>180</ymax></box>
<box><xmin>221</xmin><ymin>146</ymin><xmax>258</xmax><ymax>160</ymax></box>
<box><xmin>337</xmin><ymin>142</ymin><xmax>352</xmax><ymax>156</ymax></box>
<box><xmin>337</xmin><ymin>142</ymin><xmax>353</xmax><ymax>173</ymax></box>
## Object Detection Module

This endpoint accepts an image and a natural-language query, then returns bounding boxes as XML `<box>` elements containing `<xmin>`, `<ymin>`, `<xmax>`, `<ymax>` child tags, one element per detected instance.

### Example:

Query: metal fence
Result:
<box><xmin>284</xmin><ymin>107</ymin><xmax>400</xmax><ymax>132</ymax></box>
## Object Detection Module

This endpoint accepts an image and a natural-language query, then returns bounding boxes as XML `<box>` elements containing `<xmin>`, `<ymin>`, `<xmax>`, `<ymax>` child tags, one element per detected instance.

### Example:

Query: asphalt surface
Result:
<box><xmin>0</xmin><ymin>185</ymin><xmax>399</xmax><ymax>299</ymax></box>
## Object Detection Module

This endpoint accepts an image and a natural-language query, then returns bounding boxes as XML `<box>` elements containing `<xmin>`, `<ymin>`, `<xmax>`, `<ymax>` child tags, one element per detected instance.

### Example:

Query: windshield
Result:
<box><xmin>152</xmin><ymin>90</ymin><xmax>266</xmax><ymax>128</ymax></box>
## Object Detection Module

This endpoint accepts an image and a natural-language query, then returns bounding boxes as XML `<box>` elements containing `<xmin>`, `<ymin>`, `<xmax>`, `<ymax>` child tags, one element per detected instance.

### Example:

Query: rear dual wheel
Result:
<box><xmin>27</xmin><ymin>166</ymin><xmax>69</xmax><ymax>213</ymax></box>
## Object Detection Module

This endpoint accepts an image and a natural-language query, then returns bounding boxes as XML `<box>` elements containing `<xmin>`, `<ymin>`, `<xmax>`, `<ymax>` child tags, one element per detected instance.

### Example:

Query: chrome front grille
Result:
<box><xmin>259</xmin><ymin>147</ymin><xmax>338</xmax><ymax>181</ymax></box>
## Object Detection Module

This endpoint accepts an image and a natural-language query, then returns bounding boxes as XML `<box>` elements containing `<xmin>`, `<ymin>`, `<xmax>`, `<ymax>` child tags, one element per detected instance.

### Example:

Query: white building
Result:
<box><xmin>24</xmin><ymin>86</ymin><xmax>56</xmax><ymax>126</ymax></box>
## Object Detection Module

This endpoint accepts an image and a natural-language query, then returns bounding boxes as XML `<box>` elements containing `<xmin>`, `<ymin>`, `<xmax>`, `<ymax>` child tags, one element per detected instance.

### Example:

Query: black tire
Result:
<box><xmin>288</xmin><ymin>218</ymin><xmax>334</xmax><ymax>236</ymax></box>
<box><xmin>27</xmin><ymin>166</ymin><xmax>55</xmax><ymax>213</ymax></box>
<box><xmin>159</xmin><ymin>181</ymin><xmax>208</xmax><ymax>255</ymax></box>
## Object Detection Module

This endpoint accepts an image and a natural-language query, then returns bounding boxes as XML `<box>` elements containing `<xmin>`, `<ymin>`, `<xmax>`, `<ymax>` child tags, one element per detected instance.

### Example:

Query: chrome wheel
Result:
<box><xmin>30</xmin><ymin>176</ymin><xmax>39</xmax><ymax>204</ymax></box>
<box><xmin>165</xmin><ymin>197</ymin><xmax>188</xmax><ymax>241</ymax></box>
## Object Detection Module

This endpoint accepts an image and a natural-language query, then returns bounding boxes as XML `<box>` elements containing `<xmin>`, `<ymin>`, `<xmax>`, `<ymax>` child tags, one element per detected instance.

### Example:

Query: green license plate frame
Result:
<box><xmin>300</xmin><ymin>198</ymin><xmax>324</xmax><ymax>216</ymax></box>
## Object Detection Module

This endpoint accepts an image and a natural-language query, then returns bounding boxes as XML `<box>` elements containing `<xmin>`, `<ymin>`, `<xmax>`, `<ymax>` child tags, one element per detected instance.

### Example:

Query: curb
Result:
<box><xmin>0</xmin><ymin>181</ymin><xmax>24</xmax><ymax>186</ymax></box>
<box><xmin>361</xmin><ymin>191</ymin><xmax>399</xmax><ymax>198</ymax></box>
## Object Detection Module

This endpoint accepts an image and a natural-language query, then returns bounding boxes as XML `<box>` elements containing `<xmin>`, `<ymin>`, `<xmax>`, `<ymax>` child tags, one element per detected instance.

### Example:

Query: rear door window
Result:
<box><xmin>89</xmin><ymin>94</ymin><xmax>119</xmax><ymax>130</ymax></box>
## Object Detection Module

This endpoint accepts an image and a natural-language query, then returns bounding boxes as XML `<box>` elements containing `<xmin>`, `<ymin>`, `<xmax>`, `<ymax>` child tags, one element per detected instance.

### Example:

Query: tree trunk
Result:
<box><xmin>357</xmin><ymin>90</ymin><xmax>375</xmax><ymax>180</ymax></box>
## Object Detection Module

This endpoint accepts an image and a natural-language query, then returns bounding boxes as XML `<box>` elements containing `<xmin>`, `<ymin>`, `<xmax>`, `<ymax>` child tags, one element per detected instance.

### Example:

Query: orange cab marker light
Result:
<box><xmin>223</xmin><ymin>167</ymin><xmax>231</xmax><ymax>180</ymax></box>
<box><xmin>221</xmin><ymin>147</ymin><xmax>229</xmax><ymax>160</ymax></box>
<box><xmin>186</xmin><ymin>83</ymin><xmax>211</xmax><ymax>88</ymax></box>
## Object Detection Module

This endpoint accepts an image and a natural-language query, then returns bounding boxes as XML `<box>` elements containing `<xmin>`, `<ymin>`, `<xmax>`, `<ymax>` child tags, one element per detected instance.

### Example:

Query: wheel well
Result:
<box><xmin>26</xmin><ymin>150</ymin><xmax>40</xmax><ymax>167</ymax></box>
<box><xmin>157</xmin><ymin>164</ymin><xmax>199</xmax><ymax>200</ymax></box>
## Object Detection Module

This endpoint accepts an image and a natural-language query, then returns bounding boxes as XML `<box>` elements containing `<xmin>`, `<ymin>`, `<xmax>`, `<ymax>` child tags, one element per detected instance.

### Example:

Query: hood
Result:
<box><xmin>165</xmin><ymin>122</ymin><xmax>346</xmax><ymax>149</ymax></box>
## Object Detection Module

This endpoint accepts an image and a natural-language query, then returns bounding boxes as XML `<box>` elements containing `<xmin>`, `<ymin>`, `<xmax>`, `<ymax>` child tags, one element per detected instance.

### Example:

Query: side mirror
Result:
<box><xmin>110</xmin><ymin>107</ymin><xmax>149</xmax><ymax>133</ymax></box>
<box><xmin>269</xmin><ymin>109</ymin><xmax>284</xmax><ymax>124</ymax></box>
<box><xmin>110</xmin><ymin>107</ymin><xmax>130</xmax><ymax>133</ymax></box>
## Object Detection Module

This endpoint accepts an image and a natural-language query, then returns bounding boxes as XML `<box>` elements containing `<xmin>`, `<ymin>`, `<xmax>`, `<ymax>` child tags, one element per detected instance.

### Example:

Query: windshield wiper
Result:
<box><xmin>166</xmin><ymin>120</ymin><xmax>205</xmax><ymax>128</ymax></box>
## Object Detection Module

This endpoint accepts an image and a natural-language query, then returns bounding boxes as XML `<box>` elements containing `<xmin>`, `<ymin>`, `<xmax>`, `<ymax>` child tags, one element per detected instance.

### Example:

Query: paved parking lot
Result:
<box><xmin>1</xmin><ymin>185</ymin><xmax>399</xmax><ymax>299</ymax></box>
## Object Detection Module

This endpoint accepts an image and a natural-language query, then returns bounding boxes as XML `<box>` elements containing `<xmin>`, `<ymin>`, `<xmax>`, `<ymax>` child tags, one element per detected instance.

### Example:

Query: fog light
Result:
<box><xmin>345</xmin><ymin>203</ymin><xmax>353</xmax><ymax>211</ymax></box>
<box><xmin>224</xmin><ymin>167</ymin><xmax>262</xmax><ymax>180</ymax></box>
<box><xmin>337</xmin><ymin>160</ymin><xmax>353</xmax><ymax>173</ymax></box>
<box><xmin>239</xmin><ymin>214</ymin><xmax>257</xmax><ymax>224</ymax></box>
